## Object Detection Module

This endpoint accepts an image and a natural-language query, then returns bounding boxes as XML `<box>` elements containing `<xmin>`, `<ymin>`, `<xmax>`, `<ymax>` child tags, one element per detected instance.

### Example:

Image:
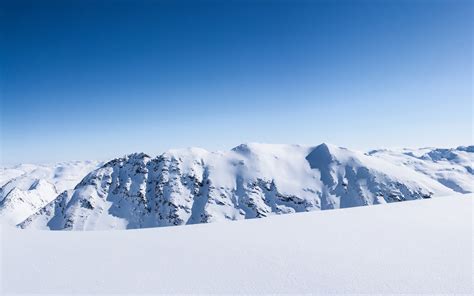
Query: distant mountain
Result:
<box><xmin>368</xmin><ymin>146</ymin><xmax>473</xmax><ymax>194</ymax></box>
<box><xmin>0</xmin><ymin>161</ymin><xmax>102</xmax><ymax>225</ymax></box>
<box><xmin>9</xmin><ymin>143</ymin><xmax>471</xmax><ymax>230</ymax></box>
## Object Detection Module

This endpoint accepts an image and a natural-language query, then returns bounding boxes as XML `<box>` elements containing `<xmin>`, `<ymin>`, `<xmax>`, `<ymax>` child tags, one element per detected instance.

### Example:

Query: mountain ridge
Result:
<box><xmin>9</xmin><ymin>143</ymin><xmax>471</xmax><ymax>230</ymax></box>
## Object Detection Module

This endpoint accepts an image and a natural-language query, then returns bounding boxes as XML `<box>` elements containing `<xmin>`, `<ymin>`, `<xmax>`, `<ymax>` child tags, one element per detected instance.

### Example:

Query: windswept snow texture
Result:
<box><xmin>17</xmin><ymin>143</ymin><xmax>472</xmax><ymax>230</ymax></box>
<box><xmin>2</xmin><ymin>196</ymin><xmax>472</xmax><ymax>294</ymax></box>
<box><xmin>0</xmin><ymin>161</ymin><xmax>102</xmax><ymax>225</ymax></box>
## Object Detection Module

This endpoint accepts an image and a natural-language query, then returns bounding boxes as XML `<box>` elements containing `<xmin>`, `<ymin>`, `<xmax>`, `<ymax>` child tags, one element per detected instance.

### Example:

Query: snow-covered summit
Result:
<box><xmin>0</xmin><ymin>161</ymin><xmax>102</xmax><ymax>225</ymax></box>
<box><xmin>13</xmin><ymin>143</ymin><xmax>472</xmax><ymax>230</ymax></box>
<box><xmin>369</xmin><ymin>145</ymin><xmax>473</xmax><ymax>194</ymax></box>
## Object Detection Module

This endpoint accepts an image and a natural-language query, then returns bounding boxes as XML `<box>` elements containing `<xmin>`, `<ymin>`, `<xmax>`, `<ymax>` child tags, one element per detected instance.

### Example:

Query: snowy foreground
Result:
<box><xmin>1</xmin><ymin>195</ymin><xmax>472</xmax><ymax>295</ymax></box>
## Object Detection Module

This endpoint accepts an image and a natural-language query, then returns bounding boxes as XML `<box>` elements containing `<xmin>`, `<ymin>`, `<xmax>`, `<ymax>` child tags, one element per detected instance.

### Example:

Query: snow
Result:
<box><xmin>1</xmin><ymin>195</ymin><xmax>472</xmax><ymax>294</ymax></box>
<box><xmin>0</xmin><ymin>161</ymin><xmax>102</xmax><ymax>225</ymax></box>
<box><xmin>10</xmin><ymin>144</ymin><xmax>474</xmax><ymax>230</ymax></box>
<box><xmin>369</xmin><ymin>146</ymin><xmax>473</xmax><ymax>193</ymax></box>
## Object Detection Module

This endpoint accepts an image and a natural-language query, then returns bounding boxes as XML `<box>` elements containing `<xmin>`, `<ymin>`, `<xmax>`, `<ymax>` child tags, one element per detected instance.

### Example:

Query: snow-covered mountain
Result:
<box><xmin>0</xmin><ymin>161</ymin><xmax>102</xmax><ymax>225</ymax></box>
<box><xmin>369</xmin><ymin>146</ymin><xmax>473</xmax><ymax>193</ymax></box>
<box><xmin>12</xmin><ymin>143</ymin><xmax>472</xmax><ymax>230</ymax></box>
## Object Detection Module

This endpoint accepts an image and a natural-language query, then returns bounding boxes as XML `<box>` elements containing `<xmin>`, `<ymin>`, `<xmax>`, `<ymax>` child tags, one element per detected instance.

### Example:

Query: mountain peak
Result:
<box><xmin>306</xmin><ymin>143</ymin><xmax>335</xmax><ymax>168</ymax></box>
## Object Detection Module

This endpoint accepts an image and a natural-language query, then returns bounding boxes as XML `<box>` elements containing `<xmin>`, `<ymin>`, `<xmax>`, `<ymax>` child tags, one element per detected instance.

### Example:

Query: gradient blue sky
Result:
<box><xmin>1</xmin><ymin>0</ymin><xmax>472</xmax><ymax>164</ymax></box>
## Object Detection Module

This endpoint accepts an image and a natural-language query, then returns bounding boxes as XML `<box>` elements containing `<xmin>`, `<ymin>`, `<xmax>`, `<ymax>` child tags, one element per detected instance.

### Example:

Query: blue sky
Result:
<box><xmin>1</xmin><ymin>0</ymin><xmax>472</xmax><ymax>164</ymax></box>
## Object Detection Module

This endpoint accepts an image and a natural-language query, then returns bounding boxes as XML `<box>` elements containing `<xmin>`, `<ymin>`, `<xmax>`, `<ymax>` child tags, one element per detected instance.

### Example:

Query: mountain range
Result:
<box><xmin>1</xmin><ymin>143</ymin><xmax>472</xmax><ymax>230</ymax></box>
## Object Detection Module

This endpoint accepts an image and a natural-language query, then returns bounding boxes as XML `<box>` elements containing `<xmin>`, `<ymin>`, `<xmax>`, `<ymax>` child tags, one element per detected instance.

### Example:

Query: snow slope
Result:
<box><xmin>0</xmin><ymin>161</ymin><xmax>102</xmax><ymax>225</ymax></box>
<box><xmin>19</xmin><ymin>143</ymin><xmax>472</xmax><ymax>230</ymax></box>
<box><xmin>369</xmin><ymin>145</ymin><xmax>473</xmax><ymax>193</ymax></box>
<box><xmin>1</xmin><ymin>195</ymin><xmax>471</xmax><ymax>294</ymax></box>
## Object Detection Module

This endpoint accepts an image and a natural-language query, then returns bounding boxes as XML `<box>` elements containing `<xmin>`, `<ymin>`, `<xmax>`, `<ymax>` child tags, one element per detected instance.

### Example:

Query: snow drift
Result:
<box><xmin>2</xmin><ymin>195</ymin><xmax>472</xmax><ymax>294</ymax></box>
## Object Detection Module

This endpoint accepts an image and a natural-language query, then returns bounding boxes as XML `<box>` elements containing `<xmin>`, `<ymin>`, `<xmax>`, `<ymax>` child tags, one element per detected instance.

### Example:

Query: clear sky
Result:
<box><xmin>1</xmin><ymin>0</ymin><xmax>472</xmax><ymax>164</ymax></box>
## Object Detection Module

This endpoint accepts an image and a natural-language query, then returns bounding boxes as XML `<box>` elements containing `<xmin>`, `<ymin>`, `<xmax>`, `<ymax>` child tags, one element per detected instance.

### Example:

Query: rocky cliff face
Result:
<box><xmin>19</xmin><ymin>143</ymin><xmax>470</xmax><ymax>230</ymax></box>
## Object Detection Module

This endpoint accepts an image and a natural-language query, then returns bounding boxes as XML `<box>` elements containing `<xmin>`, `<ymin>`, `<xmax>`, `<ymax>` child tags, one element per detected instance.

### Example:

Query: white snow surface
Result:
<box><xmin>0</xmin><ymin>161</ymin><xmax>102</xmax><ymax>225</ymax></box>
<box><xmin>1</xmin><ymin>195</ymin><xmax>472</xmax><ymax>294</ymax></box>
